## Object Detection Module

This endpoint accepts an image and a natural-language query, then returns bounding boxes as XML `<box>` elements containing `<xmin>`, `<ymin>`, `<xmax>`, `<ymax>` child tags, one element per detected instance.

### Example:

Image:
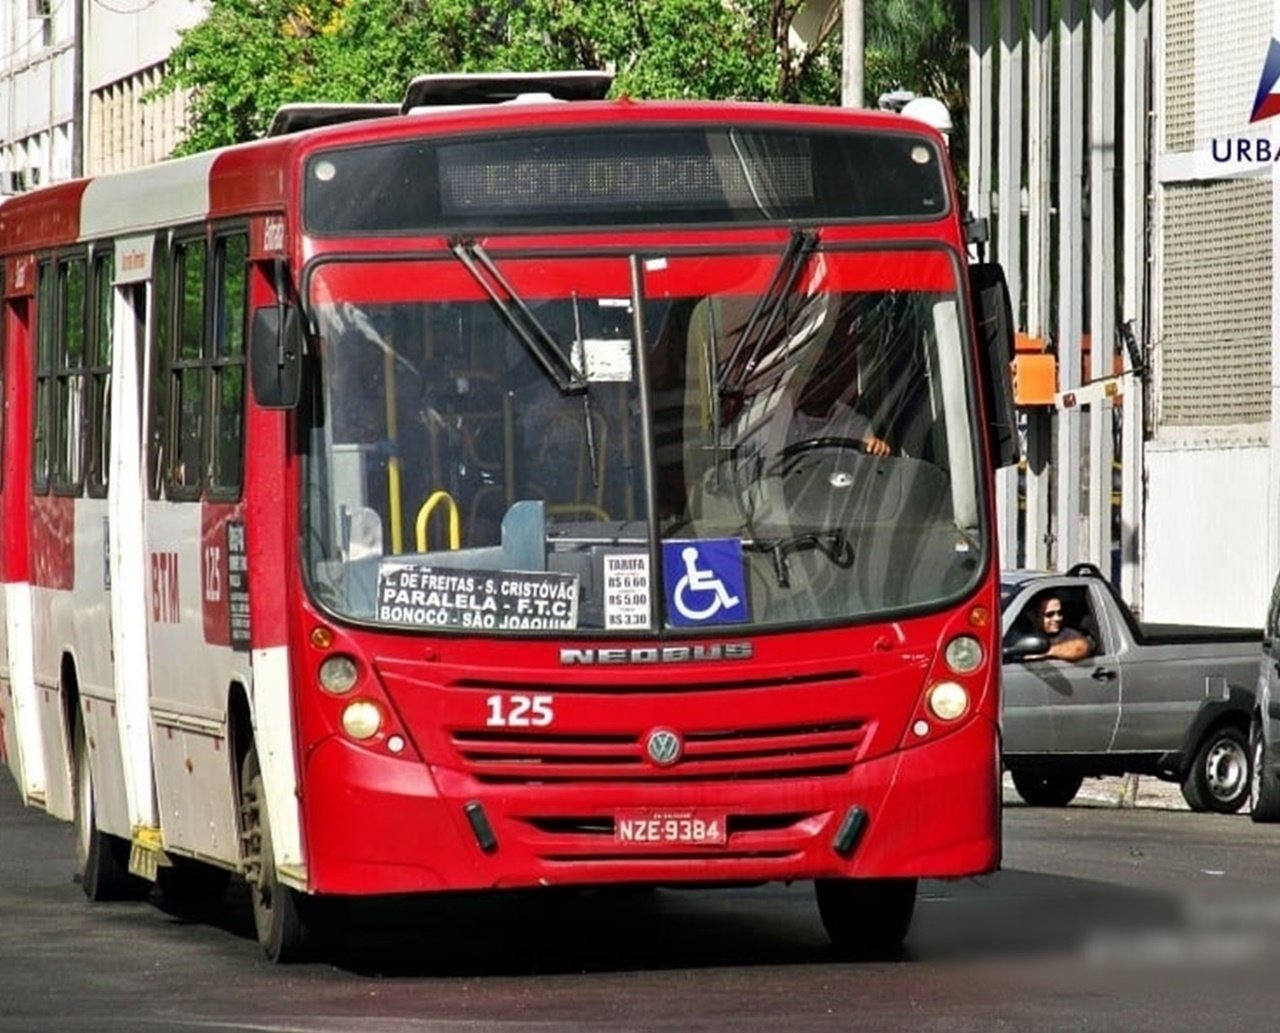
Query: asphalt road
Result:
<box><xmin>3</xmin><ymin>772</ymin><xmax>1280</xmax><ymax>1032</ymax></box>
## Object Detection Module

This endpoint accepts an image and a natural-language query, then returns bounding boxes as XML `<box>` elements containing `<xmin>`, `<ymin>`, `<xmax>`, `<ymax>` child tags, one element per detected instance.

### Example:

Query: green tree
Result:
<box><xmin>158</xmin><ymin>0</ymin><xmax>847</xmax><ymax>153</ymax></box>
<box><xmin>864</xmin><ymin>0</ymin><xmax>969</xmax><ymax>170</ymax></box>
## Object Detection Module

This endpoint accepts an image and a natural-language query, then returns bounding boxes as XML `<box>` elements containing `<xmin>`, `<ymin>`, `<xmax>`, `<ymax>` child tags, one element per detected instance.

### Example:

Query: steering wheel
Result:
<box><xmin>770</xmin><ymin>436</ymin><xmax>870</xmax><ymax>477</ymax></box>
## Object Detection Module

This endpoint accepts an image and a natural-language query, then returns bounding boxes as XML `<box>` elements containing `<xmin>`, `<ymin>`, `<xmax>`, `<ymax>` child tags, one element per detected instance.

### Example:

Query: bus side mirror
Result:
<box><xmin>250</xmin><ymin>261</ymin><xmax>304</xmax><ymax>410</ymax></box>
<box><xmin>969</xmin><ymin>262</ymin><xmax>1020</xmax><ymax>469</ymax></box>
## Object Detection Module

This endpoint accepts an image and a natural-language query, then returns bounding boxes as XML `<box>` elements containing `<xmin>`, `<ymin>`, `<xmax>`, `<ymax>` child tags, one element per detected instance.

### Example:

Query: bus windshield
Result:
<box><xmin>303</xmin><ymin>245</ymin><xmax>985</xmax><ymax>634</ymax></box>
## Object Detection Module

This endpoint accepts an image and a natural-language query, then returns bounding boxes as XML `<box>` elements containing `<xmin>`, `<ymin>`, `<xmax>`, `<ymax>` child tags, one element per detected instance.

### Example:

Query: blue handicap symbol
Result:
<box><xmin>662</xmin><ymin>538</ymin><xmax>749</xmax><ymax>627</ymax></box>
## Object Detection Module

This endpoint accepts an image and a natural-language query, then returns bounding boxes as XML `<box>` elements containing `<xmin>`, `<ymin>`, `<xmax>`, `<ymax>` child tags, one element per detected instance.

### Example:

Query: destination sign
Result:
<box><xmin>375</xmin><ymin>563</ymin><xmax>579</xmax><ymax>631</ymax></box>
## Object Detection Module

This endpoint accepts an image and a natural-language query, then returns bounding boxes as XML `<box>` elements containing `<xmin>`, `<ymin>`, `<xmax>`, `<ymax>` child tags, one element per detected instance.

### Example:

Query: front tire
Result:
<box><xmin>73</xmin><ymin>710</ymin><xmax>147</xmax><ymax>902</ymax></box>
<box><xmin>1250</xmin><ymin>719</ymin><xmax>1280</xmax><ymax>822</ymax></box>
<box><xmin>241</xmin><ymin>746</ymin><xmax>313</xmax><ymax>962</ymax></box>
<box><xmin>1010</xmin><ymin>770</ymin><xmax>1083</xmax><ymax>807</ymax></box>
<box><xmin>814</xmin><ymin>877</ymin><xmax>916</xmax><ymax>958</ymax></box>
<box><xmin>1181</xmin><ymin>725</ymin><xmax>1250</xmax><ymax>814</ymax></box>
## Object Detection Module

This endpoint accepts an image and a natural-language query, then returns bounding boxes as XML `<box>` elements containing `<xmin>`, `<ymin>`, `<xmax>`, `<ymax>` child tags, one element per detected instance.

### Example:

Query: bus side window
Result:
<box><xmin>53</xmin><ymin>254</ymin><xmax>88</xmax><ymax>495</ymax></box>
<box><xmin>209</xmin><ymin>232</ymin><xmax>247</xmax><ymax>497</ymax></box>
<box><xmin>86</xmin><ymin>250</ymin><xmax>113</xmax><ymax>498</ymax></box>
<box><xmin>33</xmin><ymin>259</ymin><xmax>55</xmax><ymax>493</ymax></box>
<box><xmin>167</xmin><ymin>235</ymin><xmax>207</xmax><ymax>497</ymax></box>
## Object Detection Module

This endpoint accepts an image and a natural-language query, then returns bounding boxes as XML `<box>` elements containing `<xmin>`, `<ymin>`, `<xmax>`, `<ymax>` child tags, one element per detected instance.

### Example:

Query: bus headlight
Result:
<box><xmin>341</xmin><ymin>700</ymin><xmax>383</xmax><ymax>740</ymax></box>
<box><xmin>319</xmin><ymin>654</ymin><xmax>359</xmax><ymax>695</ymax></box>
<box><xmin>944</xmin><ymin>635</ymin><xmax>984</xmax><ymax>674</ymax></box>
<box><xmin>926</xmin><ymin>681</ymin><xmax>970</xmax><ymax>721</ymax></box>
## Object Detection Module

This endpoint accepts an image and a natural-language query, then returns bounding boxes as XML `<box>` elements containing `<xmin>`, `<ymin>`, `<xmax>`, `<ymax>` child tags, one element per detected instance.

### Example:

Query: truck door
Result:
<box><xmin>1002</xmin><ymin>581</ymin><xmax>1120</xmax><ymax>755</ymax></box>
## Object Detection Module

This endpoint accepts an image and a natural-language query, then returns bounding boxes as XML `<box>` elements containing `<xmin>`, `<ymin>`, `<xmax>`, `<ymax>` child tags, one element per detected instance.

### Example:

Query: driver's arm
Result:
<box><xmin>861</xmin><ymin>434</ymin><xmax>891</xmax><ymax>457</ymax></box>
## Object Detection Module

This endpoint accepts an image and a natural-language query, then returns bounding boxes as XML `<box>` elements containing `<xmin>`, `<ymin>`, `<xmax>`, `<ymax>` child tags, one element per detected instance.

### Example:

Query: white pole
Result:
<box><xmin>842</xmin><ymin>0</ymin><xmax>864</xmax><ymax>108</ymax></box>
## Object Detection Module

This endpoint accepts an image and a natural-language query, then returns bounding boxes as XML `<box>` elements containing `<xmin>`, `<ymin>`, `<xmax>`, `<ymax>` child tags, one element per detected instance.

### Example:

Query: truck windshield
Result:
<box><xmin>302</xmin><ymin>245</ymin><xmax>985</xmax><ymax>633</ymax></box>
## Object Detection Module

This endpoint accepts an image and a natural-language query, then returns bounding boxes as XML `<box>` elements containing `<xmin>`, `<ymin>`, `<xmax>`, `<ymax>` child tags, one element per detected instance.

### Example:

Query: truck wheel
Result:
<box><xmin>1010</xmin><ymin>770</ymin><xmax>1082</xmax><ymax>807</ymax></box>
<box><xmin>814</xmin><ymin>877</ymin><xmax>916</xmax><ymax>958</ymax></box>
<box><xmin>1250</xmin><ymin>719</ymin><xmax>1280</xmax><ymax>822</ymax></box>
<box><xmin>1181</xmin><ymin>725</ymin><xmax>1249</xmax><ymax>814</ymax></box>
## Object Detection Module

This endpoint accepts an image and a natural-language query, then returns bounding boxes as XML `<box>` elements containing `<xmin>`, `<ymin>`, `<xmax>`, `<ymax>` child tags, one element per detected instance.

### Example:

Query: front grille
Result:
<box><xmin>448</xmin><ymin>721</ymin><xmax>865</xmax><ymax>784</ymax></box>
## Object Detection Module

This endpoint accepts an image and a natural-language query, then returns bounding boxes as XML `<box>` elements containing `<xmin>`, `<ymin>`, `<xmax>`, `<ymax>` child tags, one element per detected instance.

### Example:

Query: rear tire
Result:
<box><xmin>1250</xmin><ymin>719</ymin><xmax>1280</xmax><ymax>822</ymax></box>
<box><xmin>1010</xmin><ymin>770</ymin><xmax>1083</xmax><ymax>807</ymax></box>
<box><xmin>241</xmin><ymin>745</ymin><xmax>316</xmax><ymax>963</ymax></box>
<box><xmin>814</xmin><ymin>877</ymin><xmax>916</xmax><ymax>958</ymax></box>
<box><xmin>73</xmin><ymin>710</ymin><xmax>148</xmax><ymax>902</ymax></box>
<box><xmin>1181</xmin><ymin>725</ymin><xmax>1249</xmax><ymax>814</ymax></box>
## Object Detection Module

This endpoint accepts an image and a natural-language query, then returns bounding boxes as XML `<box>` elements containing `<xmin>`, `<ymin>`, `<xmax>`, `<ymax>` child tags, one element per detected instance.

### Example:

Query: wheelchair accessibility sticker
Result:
<box><xmin>662</xmin><ymin>539</ymin><xmax>749</xmax><ymax>627</ymax></box>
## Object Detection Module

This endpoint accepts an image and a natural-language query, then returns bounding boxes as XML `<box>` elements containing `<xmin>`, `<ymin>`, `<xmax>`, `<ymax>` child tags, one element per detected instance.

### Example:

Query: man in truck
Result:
<box><xmin>1027</xmin><ymin>593</ymin><xmax>1095</xmax><ymax>662</ymax></box>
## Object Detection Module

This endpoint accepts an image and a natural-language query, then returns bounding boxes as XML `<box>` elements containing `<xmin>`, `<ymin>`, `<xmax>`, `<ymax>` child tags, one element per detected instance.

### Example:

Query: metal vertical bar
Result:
<box><xmin>1056</xmin><ymin>0</ymin><xmax>1087</xmax><ymax>570</ymax></box>
<box><xmin>996</xmin><ymin>0</ymin><xmax>1025</xmax><ymax>570</ymax></box>
<box><xmin>1121</xmin><ymin>0</ymin><xmax>1151</xmax><ymax>608</ymax></box>
<box><xmin>1089</xmin><ymin>0</ymin><xmax>1118</xmax><ymax>577</ymax></box>
<box><xmin>1025</xmin><ymin>0</ymin><xmax>1054</xmax><ymax>570</ymax></box>
<box><xmin>969</xmin><ymin>3</ymin><xmax>994</xmax><ymax>240</ymax></box>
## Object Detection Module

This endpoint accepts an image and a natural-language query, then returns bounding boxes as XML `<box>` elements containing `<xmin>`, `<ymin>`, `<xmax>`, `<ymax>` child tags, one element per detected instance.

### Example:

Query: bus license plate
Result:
<box><xmin>615</xmin><ymin>809</ymin><xmax>727</xmax><ymax>846</ymax></box>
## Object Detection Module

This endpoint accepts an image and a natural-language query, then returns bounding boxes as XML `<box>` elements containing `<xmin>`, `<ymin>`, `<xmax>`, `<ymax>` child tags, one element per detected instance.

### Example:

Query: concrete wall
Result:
<box><xmin>1144</xmin><ymin>440</ymin><xmax>1270</xmax><ymax>627</ymax></box>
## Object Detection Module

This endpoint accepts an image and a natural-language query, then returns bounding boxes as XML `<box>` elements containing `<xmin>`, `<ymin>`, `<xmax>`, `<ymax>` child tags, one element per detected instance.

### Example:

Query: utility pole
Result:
<box><xmin>841</xmin><ymin>0</ymin><xmax>864</xmax><ymax>108</ymax></box>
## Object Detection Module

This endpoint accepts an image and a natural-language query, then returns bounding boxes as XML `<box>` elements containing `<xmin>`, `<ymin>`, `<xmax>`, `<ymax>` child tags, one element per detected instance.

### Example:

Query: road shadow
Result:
<box><xmin>144</xmin><ymin>866</ymin><xmax>1205</xmax><ymax>978</ymax></box>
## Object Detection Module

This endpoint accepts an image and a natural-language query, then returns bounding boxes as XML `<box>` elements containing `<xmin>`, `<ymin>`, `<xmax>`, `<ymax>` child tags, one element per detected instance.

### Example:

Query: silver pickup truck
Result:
<box><xmin>1001</xmin><ymin>565</ymin><xmax>1261</xmax><ymax>812</ymax></box>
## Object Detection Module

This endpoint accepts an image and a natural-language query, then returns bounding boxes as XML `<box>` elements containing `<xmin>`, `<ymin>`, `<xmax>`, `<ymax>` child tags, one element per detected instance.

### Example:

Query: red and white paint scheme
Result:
<box><xmin>0</xmin><ymin>73</ymin><xmax>1017</xmax><ymax>961</ymax></box>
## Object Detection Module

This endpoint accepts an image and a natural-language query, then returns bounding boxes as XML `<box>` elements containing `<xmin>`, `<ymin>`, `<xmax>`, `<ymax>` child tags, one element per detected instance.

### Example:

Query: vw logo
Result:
<box><xmin>645</xmin><ymin>728</ymin><xmax>683</xmax><ymax>767</ymax></box>
<box><xmin>828</xmin><ymin>470</ymin><xmax>854</xmax><ymax>488</ymax></box>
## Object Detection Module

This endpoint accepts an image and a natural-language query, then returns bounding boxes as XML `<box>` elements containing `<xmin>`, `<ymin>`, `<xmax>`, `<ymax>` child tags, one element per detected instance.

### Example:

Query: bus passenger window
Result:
<box><xmin>86</xmin><ymin>252</ymin><xmax>113</xmax><ymax>497</ymax></box>
<box><xmin>169</xmin><ymin>238</ymin><xmax>207</xmax><ymax>495</ymax></box>
<box><xmin>54</xmin><ymin>256</ymin><xmax>88</xmax><ymax>492</ymax></box>
<box><xmin>210</xmin><ymin>233</ymin><xmax>247</xmax><ymax>495</ymax></box>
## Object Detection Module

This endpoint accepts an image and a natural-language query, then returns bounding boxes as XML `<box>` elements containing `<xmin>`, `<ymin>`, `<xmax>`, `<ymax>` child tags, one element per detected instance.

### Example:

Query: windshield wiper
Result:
<box><xmin>748</xmin><ymin>529</ymin><xmax>854</xmax><ymax>588</ymax></box>
<box><xmin>449</xmin><ymin>238</ymin><xmax>587</xmax><ymax>394</ymax></box>
<box><xmin>717</xmin><ymin>227</ymin><xmax>819</xmax><ymax>397</ymax></box>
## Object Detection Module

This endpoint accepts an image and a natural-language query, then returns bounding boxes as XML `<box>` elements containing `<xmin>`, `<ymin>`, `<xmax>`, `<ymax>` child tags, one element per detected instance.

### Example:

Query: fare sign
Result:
<box><xmin>615</xmin><ymin>809</ymin><xmax>727</xmax><ymax>846</ymax></box>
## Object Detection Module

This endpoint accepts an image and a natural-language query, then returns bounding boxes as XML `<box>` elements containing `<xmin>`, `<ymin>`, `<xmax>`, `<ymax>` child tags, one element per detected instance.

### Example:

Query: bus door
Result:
<box><xmin>107</xmin><ymin>236</ymin><xmax>159</xmax><ymax>844</ymax></box>
<box><xmin>0</xmin><ymin>258</ymin><xmax>46</xmax><ymax>803</ymax></box>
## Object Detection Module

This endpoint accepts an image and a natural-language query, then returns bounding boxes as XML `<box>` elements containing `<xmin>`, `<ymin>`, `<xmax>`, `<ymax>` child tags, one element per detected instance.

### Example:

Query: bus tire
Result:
<box><xmin>814</xmin><ymin>877</ymin><xmax>916</xmax><ymax>958</ymax></box>
<box><xmin>241</xmin><ymin>745</ymin><xmax>313</xmax><ymax>963</ymax></box>
<box><xmin>73</xmin><ymin>710</ymin><xmax>148</xmax><ymax>902</ymax></box>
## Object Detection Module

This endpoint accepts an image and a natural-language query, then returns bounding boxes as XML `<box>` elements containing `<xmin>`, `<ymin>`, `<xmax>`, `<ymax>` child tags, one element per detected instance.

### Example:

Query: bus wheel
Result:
<box><xmin>240</xmin><ymin>745</ymin><xmax>311</xmax><ymax>962</ymax></box>
<box><xmin>73</xmin><ymin>710</ymin><xmax>147</xmax><ymax>902</ymax></box>
<box><xmin>814</xmin><ymin>877</ymin><xmax>916</xmax><ymax>959</ymax></box>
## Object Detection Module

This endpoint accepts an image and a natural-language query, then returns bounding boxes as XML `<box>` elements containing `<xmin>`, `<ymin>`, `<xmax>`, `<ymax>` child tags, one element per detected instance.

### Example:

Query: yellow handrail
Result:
<box><xmin>415</xmin><ymin>490</ymin><xmax>461</xmax><ymax>552</ymax></box>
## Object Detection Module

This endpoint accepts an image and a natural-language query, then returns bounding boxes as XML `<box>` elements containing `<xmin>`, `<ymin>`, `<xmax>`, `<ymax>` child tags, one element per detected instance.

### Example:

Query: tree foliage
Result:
<box><xmin>159</xmin><ymin>0</ymin><xmax>964</xmax><ymax>156</ymax></box>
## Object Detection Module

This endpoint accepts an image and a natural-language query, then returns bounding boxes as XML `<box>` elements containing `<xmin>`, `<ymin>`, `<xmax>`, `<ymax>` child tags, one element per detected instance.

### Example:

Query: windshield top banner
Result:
<box><xmin>304</xmin><ymin>125</ymin><xmax>947</xmax><ymax>234</ymax></box>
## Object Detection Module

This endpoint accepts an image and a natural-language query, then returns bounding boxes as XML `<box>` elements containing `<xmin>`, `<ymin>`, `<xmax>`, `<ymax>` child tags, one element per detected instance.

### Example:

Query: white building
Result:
<box><xmin>0</xmin><ymin>0</ymin><xmax>200</xmax><ymax>190</ymax></box>
<box><xmin>974</xmin><ymin>0</ymin><xmax>1279</xmax><ymax>628</ymax></box>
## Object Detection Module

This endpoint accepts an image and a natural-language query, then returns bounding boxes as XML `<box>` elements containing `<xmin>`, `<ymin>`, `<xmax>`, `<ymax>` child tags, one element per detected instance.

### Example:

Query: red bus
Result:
<box><xmin>0</xmin><ymin>72</ymin><xmax>1018</xmax><ymax>961</ymax></box>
